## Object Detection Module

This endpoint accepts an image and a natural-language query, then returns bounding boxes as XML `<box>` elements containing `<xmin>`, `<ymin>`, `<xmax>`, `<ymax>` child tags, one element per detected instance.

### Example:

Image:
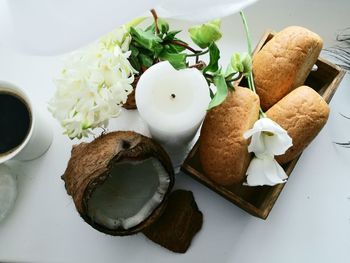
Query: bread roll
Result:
<box><xmin>199</xmin><ymin>87</ymin><xmax>260</xmax><ymax>186</ymax></box>
<box><xmin>266</xmin><ymin>86</ymin><xmax>329</xmax><ymax>164</ymax></box>
<box><xmin>253</xmin><ymin>26</ymin><xmax>323</xmax><ymax>110</ymax></box>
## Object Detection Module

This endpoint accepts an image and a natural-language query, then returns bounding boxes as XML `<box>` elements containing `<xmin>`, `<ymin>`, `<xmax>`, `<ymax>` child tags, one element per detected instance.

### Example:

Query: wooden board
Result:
<box><xmin>181</xmin><ymin>31</ymin><xmax>346</xmax><ymax>219</ymax></box>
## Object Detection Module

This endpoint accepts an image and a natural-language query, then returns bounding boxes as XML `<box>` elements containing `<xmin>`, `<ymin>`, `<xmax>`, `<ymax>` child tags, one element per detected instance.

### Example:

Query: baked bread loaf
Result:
<box><xmin>266</xmin><ymin>85</ymin><xmax>329</xmax><ymax>164</ymax></box>
<box><xmin>253</xmin><ymin>26</ymin><xmax>323</xmax><ymax>110</ymax></box>
<box><xmin>199</xmin><ymin>87</ymin><xmax>260</xmax><ymax>186</ymax></box>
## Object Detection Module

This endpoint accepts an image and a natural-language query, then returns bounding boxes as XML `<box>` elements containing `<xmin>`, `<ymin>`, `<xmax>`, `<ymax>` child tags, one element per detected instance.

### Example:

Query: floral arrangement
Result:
<box><xmin>244</xmin><ymin>118</ymin><xmax>292</xmax><ymax>186</ymax></box>
<box><xmin>49</xmin><ymin>10</ymin><xmax>293</xmax><ymax>187</ymax></box>
<box><xmin>49</xmin><ymin>10</ymin><xmax>251</xmax><ymax>139</ymax></box>
<box><xmin>49</xmin><ymin>21</ymin><xmax>140</xmax><ymax>139</ymax></box>
<box><xmin>238</xmin><ymin>13</ymin><xmax>292</xmax><ymax>186</ymax></box>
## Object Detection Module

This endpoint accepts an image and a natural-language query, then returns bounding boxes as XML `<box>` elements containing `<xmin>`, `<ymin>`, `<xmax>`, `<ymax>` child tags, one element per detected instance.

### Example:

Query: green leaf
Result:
<box><xmin>159</xmin><ymin>51</ymin><xmax>187</xmax><ymax>70</ymax></box>
<box><xmin>165</xmin><ymin>43</ymin><xmax>186</xmax><ymax>53</ymax></box>
<box><xmin>136</xmin><ymin>46</ymin><xmax>154</xmax><ymax>57</ymax></box>
<box><xmin>129</xmin><ymin>44</ymin><xmax>139</xmax><ymax>57</ymax></box>
<box><xmin>241</xmin><ymin>54</ymin><xmax>252</xmax><ymax>75</ymax></box>
<box><xmin>208</xmin><ymin>74</ymin><xmax>228</xmax><ymax>110</ymax></box>
<box><xmin>163</xmin><ymin>30</ymin><xmax>182</xmax><ymax>41</ymax></box>
<box><xmin>128</xmin><ymin>43</ymin><xmax>141</xmax><ymax>71</ymax></box>
<box><xmin>230</xmin><ymin>52</ymin><xmax>252</xmax><ymax>76</ymax></box>
<box><xmin>188</xmin><ymin>19</ymin><xmax>222</xmax><ymax>48</ymax></box>
<box><xmin>209</xmin><ymin>19</ymin><xmax>221</xmax><ymax>28</ymax></box>
<box><xmin>209</xmin><ymin>87</ymin><xmax>215</xmax><ymax>99</ymax></box>
<box><xmin>145</xmin><ymin>23</ymin><xmax>156</xmax><ymax>33</ymax></box>
<box><xmin>130</xmin><ymin>27</ymin><xmax>163</xmax><ymax>55</ymax></box>
<box><xmin>157</xmin><ymin>18</ymin><xmax>169</xmax><ymax>34</ymax></box>
<box><xmin>138</xmin><ymin>53</ymin><xmax>154</xmax><ymax>68</ymax></box>
<box><xmin>225</xmin><ymin>63</ymin><xmax>236</xmax><ymax>77</ymax></box>
<box><xmin>204</xmin><ymin>43</ymin><xmax>220</xmax><ymax>73</ymax></box>
<box><xmin>230</xmin><ymin>53</ymin><xmax>243</xmax><ymax>72</ymax></box>
<box><xmin>129</xmin><ymin>54</ymin><xmax>141</xmax><ymax>72</ymax></box>
<box><xmin>125</xmin><ymin>17</ymin><xmax>147</xmax><ymax>31</ymax></box>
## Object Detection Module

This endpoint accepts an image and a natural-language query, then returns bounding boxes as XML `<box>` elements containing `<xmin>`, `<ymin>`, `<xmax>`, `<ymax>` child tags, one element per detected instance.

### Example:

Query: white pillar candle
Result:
<box><xmin>136</xmin><ymin>61</ymin><xmax>210</xmax><ymax>143</ymax></box>
<box><xmin>135</xmin><ymin>61</ymin><xmax>210</xmax><ymax>171</ymax></box>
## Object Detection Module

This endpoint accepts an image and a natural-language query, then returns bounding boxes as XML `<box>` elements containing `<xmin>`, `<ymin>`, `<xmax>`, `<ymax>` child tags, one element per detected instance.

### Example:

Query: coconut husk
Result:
<box><xmin>143</xmin><ymin>190</ymin><xmax>203</xmax><ymax>253</ymax></box>
<box><xmin>62</xmin><ymin>131</ymin><xmax>175</xmax><ymax>236</ymax></box>
<box><xmin>123</xmin><ymin>90</ymin><xmax>137</xmax><ymax>109</ymax></box>
<box><xmin>123</xmin><ymin>75</ymin><xmax>140</xmax><ymax>110</ymax></box>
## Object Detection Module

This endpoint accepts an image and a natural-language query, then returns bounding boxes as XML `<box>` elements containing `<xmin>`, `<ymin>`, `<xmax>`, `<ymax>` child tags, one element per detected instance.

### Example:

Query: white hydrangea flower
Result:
<box><xmin>243</xmin><ymin>117</ymin><xmax>293</xmax><ymax>186</ymax></box>
<box><xmin>49</xmin><ymin>28</ymin><xmax>136</xmax><ymax>139</ymax></box>
<box><xmin>99</xmin><ymin>26</ymin><xmax>131</xmax><ymax>53</ymax></box>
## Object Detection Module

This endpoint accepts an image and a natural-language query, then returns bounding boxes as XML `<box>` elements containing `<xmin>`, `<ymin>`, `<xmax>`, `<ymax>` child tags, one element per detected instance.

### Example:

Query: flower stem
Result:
<box><xmin>189</xmin><ymin>61</ymin><xmax>206</xmax><ymax>70</ymax></box>
<box><xmin>240</xmin><ymin>11</ymin><xmax>266</xmax><ymax>118</ymax></box>
<box><xmin>240</xmin><ymin>11</ymin><xmax>257</xmax><ymax>93</ymax></box>
<box><xmin>247</xmin><ymin>73</ymin><xmax>256</xmax><ymax>93</ymax></box>
<box><xmin>259</xmin><ymin>109</ymin><xmax>266</xmax><ymax>118</ymax></box>
<box><xmin>240</xmin><ymin>11</ymin><xmax>253</xmax><ymax>56</ymax></box>
<box><xmin>150</xmin><ymin>9</ymin><xmax>160</xmax><ymax>35</ymax></box>
<box><xmin>225</xmin><ymin>72</ymin><xmax>242</xmax><ymax>82</ymax></box>
<box><xmin>186</xmin><ymin>48</ymin><xmax>209</xmax><ymax>57</ymax></box>
<box><xmin>204</xmin><ymin>73</ymin><xmax>214</xmax><ymax>81</ymax></box>
<box><xmin>169</xmin><ymin>40</ymin><xmax>198</xmax><ymax>54</ymax></box>
<box><xmin>240</xmin><ymin>11</ymin><xmax>255</xmax><ymax>93</ymax></box>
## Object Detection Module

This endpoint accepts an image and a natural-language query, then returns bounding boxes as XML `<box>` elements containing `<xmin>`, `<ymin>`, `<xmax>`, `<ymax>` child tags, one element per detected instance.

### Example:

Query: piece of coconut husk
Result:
<box><xmin>123</xmin><ymin>75</ymin><xmax>139</xmax><ymax>109</ymax></box>
<box><xmin>143</xmin><ymin>189</ymin><xmax>203</xmax><ymax>253</ymax></box>
<box><xmin>123</xmin><ymin>72</ymin><xmax>141</xmax><ymax>110</ymax></box>
<box><xmin>62</xmin><ymin>131</ymin><xmax>175</xmax><ymax>236</ymax></box>
<box><xmin>123</xmin><ymin>89</ymin><xmax>137</xmax><ymax>109</ymax></box>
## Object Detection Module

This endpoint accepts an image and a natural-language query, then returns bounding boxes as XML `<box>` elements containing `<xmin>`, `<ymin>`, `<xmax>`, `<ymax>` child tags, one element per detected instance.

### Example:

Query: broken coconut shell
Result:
<box><xmin>143</xmin><ymin>190</ymin><xmax>203</xmax><ymax>253</ymax></box>
<box><xmin>123</xmin><ymin>75</ymin><xmax>140</xmax><ymax>109</ymax></box>
<box><xmin>62</xmin><ymin>131</ymin><xmax>174</xmax><ymax>236</ymax></box>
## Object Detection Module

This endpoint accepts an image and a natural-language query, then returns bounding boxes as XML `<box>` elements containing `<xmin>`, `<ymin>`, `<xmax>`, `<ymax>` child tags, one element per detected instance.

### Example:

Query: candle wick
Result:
<box><xmin>171</xmin><ymin>93</ymin><xmax>176</xmax><ymax>99</ymax></box>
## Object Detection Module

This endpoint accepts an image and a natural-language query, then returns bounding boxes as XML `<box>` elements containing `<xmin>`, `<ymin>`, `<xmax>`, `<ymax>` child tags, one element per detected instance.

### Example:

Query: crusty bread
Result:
<box><xmin>253</xmin><ymin>26</ymin><xmax>323</xmax><ymax>110</ymax></box>
<box><xmin>199</xmin><ymin>87</ymin><xmax>260</xmax><ymax>186</ymax></box>
<box><xmin>266</xmin><ymin>86</ymin><xmax>329</xmax><ymax>164</ymax></box>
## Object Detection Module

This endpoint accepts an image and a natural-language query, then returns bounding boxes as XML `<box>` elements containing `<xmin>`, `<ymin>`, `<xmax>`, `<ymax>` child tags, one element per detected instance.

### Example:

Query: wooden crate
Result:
<box><xmin>181</xmin><ymin>31</ymin><xmax>346</xmax><ymax>219</ymax></box>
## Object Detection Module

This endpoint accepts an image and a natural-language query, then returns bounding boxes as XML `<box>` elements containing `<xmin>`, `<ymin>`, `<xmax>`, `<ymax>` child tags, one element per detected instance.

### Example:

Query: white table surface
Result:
<box><xmin>1</xmin><ymin>0</ymin><xmax>350</xmax><ymax>262</ymax></box>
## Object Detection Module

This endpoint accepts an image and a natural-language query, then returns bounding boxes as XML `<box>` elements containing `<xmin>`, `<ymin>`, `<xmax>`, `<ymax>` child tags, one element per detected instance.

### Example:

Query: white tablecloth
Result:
<box><xmin>0</xmin><ymin>0</ymin><xmax>349</xmax><ymax>262</ymax></box>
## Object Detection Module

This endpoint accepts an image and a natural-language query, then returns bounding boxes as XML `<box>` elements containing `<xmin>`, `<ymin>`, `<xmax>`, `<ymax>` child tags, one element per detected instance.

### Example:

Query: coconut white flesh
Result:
<box><xmin>0</xmin><ymin>165</ymin><xmax>17</xmax><ymax>222</ymax></box>
<box><xmin>87</xmin><ymin>158</ymin><xmax>170</xmax><ymax>230</ymax></box>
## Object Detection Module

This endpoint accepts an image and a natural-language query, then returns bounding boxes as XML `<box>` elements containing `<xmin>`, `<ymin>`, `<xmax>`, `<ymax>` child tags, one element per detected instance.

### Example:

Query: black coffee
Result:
<box><xmin>0</xmin><ymin>92</ymin><xmax>31</xmax><ymax>155</ymax></box>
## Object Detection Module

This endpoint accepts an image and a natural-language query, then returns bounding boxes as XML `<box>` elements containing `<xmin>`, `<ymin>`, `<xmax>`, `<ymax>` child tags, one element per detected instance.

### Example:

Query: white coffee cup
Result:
<box><xmin>0</xmin><ymin>80</ymin><xmax>53</xmax><ymax>164</ymax></box>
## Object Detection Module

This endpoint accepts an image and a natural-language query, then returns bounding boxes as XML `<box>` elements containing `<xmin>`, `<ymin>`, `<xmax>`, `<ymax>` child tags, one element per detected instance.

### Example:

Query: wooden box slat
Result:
<box><xmin>181</xmin><ymin>31</ymin><xmax>346</xmax><ymax>219</ymax></box>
